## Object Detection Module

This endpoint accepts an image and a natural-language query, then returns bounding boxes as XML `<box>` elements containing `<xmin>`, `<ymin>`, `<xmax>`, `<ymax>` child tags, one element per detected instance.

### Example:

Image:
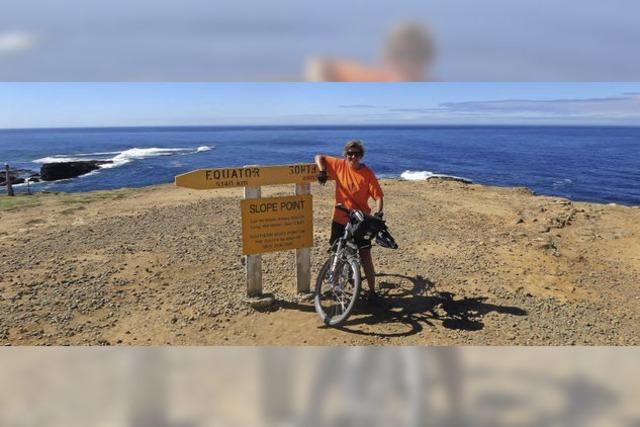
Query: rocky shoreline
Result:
<box><xmin>0</xmin><ymin>179</ymin><xmax>638</xmax><ymax>345</ymax></box>
<box><xmin>1</xmin><ymin>160</ymin><xmax>113</xmax><ymax>188</ymax></box>
<box><xmin>0</xmin><ymin>168</ymin><xmax>40</xmax><ymax>186</ymax></box>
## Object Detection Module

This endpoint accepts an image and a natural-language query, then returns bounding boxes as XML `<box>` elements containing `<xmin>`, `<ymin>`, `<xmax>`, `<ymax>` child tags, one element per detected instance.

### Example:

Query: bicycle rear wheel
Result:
<box><xmin>314</xmin><ymin>256</ymin><xmax>361</xmax><ymax>326</ymax></box>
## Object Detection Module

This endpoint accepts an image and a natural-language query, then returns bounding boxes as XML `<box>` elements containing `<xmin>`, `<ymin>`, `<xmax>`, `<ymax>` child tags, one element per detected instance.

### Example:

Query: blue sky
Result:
<box><xmin>1</xmin><ymin>83</ymin><xmax>640</xmax><ymax>128</ymax></box>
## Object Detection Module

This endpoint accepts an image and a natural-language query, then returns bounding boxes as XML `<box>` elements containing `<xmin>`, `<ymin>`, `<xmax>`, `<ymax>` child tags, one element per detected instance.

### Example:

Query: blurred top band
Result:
<box><xmin>1</xmin><ymin>0</ymin><xmax>638</xmax><ymax>81</ymax></box>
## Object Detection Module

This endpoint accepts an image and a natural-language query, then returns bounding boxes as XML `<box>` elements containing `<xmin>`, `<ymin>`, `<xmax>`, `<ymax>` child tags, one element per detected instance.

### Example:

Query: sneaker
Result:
<box><xmin>364</xmin><ymin>291</ymin><xmax>382</xmax><ymax>306</ymax></box>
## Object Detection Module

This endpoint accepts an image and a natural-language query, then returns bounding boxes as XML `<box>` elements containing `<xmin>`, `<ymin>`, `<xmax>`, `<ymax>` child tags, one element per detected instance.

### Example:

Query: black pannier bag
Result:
<box><xmin>351</xmin><ymin>214</ymin><xmax>396</xmax><ymax>248</ymax></box>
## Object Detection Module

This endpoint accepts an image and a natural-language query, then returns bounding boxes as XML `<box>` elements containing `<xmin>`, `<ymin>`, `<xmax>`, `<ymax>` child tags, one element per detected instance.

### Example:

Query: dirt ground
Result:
<box><xmin>1</xmin><ymin>179</ymin><xmax>639</xmax><ymax>345</ymax></box>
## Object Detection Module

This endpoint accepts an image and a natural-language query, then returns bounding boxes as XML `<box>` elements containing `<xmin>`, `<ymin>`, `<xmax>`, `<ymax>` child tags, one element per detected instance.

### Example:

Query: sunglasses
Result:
<box><xmin>345</xmin><ymin>151</ymin><xmax>362</xmax><ymax>158</ymax></box>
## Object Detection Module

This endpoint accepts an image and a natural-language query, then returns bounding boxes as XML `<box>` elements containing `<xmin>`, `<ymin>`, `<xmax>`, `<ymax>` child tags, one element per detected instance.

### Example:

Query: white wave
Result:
<box><xmin>33</xmin><ymin>151</ymin><xmax>123</xmax><ymax>163</ymax></box>
<box><xmin>81</xmin><ymin>151</ymin><xmax>122</xmax><ymax>156</ymax></box>
<box><xmin>12</xmin><ymin>175</ymin><xmax>97</xmax><ymax>189</ymax></box>
<box><xmin>552</xmin><ymin>178</ymin><xmax>573</xmax><ymax>187</ymax></box>
<box><xmin>25</xmin><ymin>145</ymin><xmax>209</xmax><ymax>183</ymax></box>
<box><xmin>33</xmin><ymin>156</ymin><xmax>97</xmax><ymax>163</ymax></box>
<box><xmin>401</xmin><ymin>170</ymin><xmax>471</xmax><ymax>183</ymax></box>
<box><xmin>401</xmin><ymin>170</ymin><xmax>437</xmax><ymax>180</ymax></box>
<box><xmin>33</xmin><ymin>146</ymin><xmax>213</xmax><ymax>169</ymax></box>
<box><xmin>77</xmin><ymin>169</ymin><xmax>101</xmax><ymax>178</ymax></box>
<box><xmin>98</xmin><ymin>147</ymin><xmax>190</xmax><ymax>168</ymax></box>
<box><xmin>11</xmin><ymin>180</ymin><xmax>42</xmax><ymax>188</ymax></box>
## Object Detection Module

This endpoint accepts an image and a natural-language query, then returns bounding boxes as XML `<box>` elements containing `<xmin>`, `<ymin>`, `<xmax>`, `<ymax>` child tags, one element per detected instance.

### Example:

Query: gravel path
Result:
<box><xmin>1</xmin><ymin>180</ymin><xmax>638</xmax><ymax>345</ymax></box>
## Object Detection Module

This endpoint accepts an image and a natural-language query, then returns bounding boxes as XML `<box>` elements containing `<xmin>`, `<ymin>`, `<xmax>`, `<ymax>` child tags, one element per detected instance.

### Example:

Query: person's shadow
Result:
<box><xmin>335</xmin><ymin>272</ymin><xmax>527</xmax><ymax>337</ymax></box>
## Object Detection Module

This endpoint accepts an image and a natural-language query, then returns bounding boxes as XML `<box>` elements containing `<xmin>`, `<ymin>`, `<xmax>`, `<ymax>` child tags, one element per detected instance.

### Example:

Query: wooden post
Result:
<box><xmin>295</xmin><ymin>183</ymin><xmax>311</xmax><ymax>293</ymax></box>
<box><xmin>244</xmin><ymin>186</ymin><xmax>262</xmax><ymax>296</ymax></box>
<box><xmin>5</xmin><ymin>164</ymin><xmax>14</xmax><ymax>197</ymax></box>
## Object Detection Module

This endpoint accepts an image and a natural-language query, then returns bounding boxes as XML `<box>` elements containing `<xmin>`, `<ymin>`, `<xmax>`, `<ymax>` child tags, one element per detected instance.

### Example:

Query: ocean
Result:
<box><xmin>1</xmin><ymin>125</ymin><xmax>638</xmax><ymax>206</ymax></box>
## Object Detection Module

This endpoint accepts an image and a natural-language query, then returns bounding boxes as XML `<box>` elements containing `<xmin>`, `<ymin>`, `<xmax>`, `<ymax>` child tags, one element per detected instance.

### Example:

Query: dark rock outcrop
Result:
<box><xmin>40</xmin><ymin>161</ymin><xmax>111</xmax><ymax>181</ymax></box>
<box><xmin>429</xmin><ymin>176</ymin><xmax>473</xmax><ymax>184</ymax></box>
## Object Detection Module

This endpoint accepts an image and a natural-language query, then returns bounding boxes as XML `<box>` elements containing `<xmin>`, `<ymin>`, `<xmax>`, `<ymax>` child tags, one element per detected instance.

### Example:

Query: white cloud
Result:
<box><xmin>0</xmin><ymin>31</ymin><xmax>37</xmax><ymax>54</ymax></box>
<box><xmin>405</xmin><ymin>94</ymin><xmax>640</xmax><ymax>124</ymax></box>
<box><xmin>439</xmin><ymin>96</ymin><xmax>635</xmax><ymax>113</ymax></box>
<box><xmin>338</xmin><ymin>105</ymin><xmax>382</xmax><ymax>109</ymax></box>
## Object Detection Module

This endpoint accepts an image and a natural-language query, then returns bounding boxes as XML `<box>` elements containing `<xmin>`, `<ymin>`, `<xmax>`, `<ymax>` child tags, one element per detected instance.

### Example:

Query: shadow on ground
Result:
<box><xmin>279</xmin><ymin>272</ymin><xmax>527</xmax><ymax>338</ymax></box>
<box><xmin>343</xmin><ymin>273</ymin><xmax>526</xmax><ymax>337</ymax></box>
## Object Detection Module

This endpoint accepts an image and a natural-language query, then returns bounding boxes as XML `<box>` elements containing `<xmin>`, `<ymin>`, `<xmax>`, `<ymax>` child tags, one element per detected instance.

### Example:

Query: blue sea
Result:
<box><xmin>1</xmin><ymin>126</ymin><xmax>639</xmax><ymax>206</ymax></box>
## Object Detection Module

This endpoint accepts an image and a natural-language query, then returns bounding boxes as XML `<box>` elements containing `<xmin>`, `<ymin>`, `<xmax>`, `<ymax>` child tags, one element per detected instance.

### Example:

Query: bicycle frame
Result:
<box><xmin>329</xmin><ymin>223</ymin><xmax>360</xmax><ymax>277</ymax></box>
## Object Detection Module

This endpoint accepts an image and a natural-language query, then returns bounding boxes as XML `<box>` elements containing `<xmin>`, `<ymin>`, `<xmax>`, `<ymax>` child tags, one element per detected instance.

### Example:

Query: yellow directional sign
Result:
<box><xmin>175</xmin><ymin>163</ymin><xmax>325</xmax><ymax>189</ymax></box>
<box><xmin>241</xmin><ymin>194</ymin><xmax>313</xmax><ymax>255</ymax></box>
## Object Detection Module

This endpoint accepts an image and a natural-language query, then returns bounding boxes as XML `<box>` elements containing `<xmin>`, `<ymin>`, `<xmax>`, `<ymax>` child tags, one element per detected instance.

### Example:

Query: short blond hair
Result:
<box><xmin>343</xmin><ymin>140</ymin><xmax>365</xmax><ymax>156</ymax></box>
<box><xmin>384</xmin><ymin>22</ymin><xmax>435</xmax><ymax>65</ymax></box>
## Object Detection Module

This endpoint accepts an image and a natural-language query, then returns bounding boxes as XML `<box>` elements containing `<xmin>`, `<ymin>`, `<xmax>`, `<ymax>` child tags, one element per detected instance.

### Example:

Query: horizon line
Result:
<box><xmin>2</xmin><ymin>123</ymin><xmax>640</xmax><ymax>131</ymax></box>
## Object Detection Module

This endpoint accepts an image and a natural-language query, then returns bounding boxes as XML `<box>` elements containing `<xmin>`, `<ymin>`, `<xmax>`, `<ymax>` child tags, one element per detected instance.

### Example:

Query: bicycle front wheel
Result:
<box><xmin>314</xmin><ymin>256</ymin><xmax>361</xmax><ymax>326</ymax></box>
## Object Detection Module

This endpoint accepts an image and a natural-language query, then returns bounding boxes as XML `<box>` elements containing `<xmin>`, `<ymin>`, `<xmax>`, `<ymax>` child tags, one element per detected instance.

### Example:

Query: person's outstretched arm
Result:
<box><xmin>315</xmin><ymin>154</ymin><xmax>338</xmax><ymax>185</ymax></box>
<box><xmin>314</xmin><ymin>154</ymin><xmax>327</xmax><ymax>171</ymax></box>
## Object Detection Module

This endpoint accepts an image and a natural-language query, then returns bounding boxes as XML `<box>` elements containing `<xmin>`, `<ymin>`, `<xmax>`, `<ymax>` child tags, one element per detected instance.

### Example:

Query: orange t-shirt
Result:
<box><xmin>325</xmin><ymin>156</ymin><xmax>383</xmax><ymax>225</ymax></box>
<box><xmin>325</xmin><ymin>60</ymin><xmax>401</xmax><ymax>82</ymax></box>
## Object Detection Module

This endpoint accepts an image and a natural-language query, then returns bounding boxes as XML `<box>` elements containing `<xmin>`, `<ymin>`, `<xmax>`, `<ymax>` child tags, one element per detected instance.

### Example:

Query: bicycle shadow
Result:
<box><xmin>470</xmin><ymin>368</ymin><xmax>621</xmax><ymax>427</ymax></box>
<box><xmin>335</xmin><ymin>273</ymin><xmax>527</xmax><ymax>338</ymax></box>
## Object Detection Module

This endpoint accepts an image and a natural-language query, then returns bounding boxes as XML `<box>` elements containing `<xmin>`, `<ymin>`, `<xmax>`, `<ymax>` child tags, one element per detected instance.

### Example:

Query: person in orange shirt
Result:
<box><xmin>305</xmin><ymin>22</ymin><xmax>435</xmax><ymax>82</ymax></box>
<box><xmin>315</xmin><ymin>140</ymin><xmax>384</xmax><ymax>301</ymax></box>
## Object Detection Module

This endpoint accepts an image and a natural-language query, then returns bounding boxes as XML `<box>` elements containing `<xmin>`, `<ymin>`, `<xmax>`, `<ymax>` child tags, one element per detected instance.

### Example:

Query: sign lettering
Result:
<box><xmin>241</xmin><ymin>194</ymin><xmax>313</xmax><ymax>255</ymax></box>
<box><xmin>175</xmin><ymin>163</ymin><xmax>326</xmax><ymax>189</ymax></box>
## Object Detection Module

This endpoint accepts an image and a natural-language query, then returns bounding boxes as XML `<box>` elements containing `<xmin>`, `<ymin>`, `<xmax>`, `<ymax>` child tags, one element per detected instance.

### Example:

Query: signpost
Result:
<box><xmin>176</xmin><ymin>163</ymin><xmax>327</xmax><ymax>298</ymax></box>
<box><xmin>5</xmin><ymin>164</ymin><xmax>14</xmax><ymax>197</ymax></box>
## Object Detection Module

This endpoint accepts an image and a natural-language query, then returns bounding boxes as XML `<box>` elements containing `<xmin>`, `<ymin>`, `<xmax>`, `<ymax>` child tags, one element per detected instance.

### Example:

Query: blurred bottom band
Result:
<box><xmin>0</xmin><ymin>347</ymin><xmax>638</xmax><ymax>427</ymax></box>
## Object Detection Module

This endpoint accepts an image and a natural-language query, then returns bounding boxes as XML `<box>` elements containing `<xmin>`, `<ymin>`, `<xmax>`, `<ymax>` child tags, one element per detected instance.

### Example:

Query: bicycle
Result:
<box><xmin>314</xmin><ymin>204</ymin><xmax>398</xmax><ymax>326</ymax></box>
<box><xmin>297</xmin><ymin>347</ymin><xmax>425</xmax><ymax>427</ymax></box>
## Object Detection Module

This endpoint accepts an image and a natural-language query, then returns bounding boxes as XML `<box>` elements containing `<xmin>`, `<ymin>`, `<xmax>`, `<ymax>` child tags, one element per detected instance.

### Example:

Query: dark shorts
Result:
<box><xmin>329</xmin><ymin>221</ymin><xmax>372</xmax><ymax>249</ymax></box>
<box><xmin>329</xmin><ymin>221</ymin><xmax>346</xmax><ymax>245</ymax></box>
